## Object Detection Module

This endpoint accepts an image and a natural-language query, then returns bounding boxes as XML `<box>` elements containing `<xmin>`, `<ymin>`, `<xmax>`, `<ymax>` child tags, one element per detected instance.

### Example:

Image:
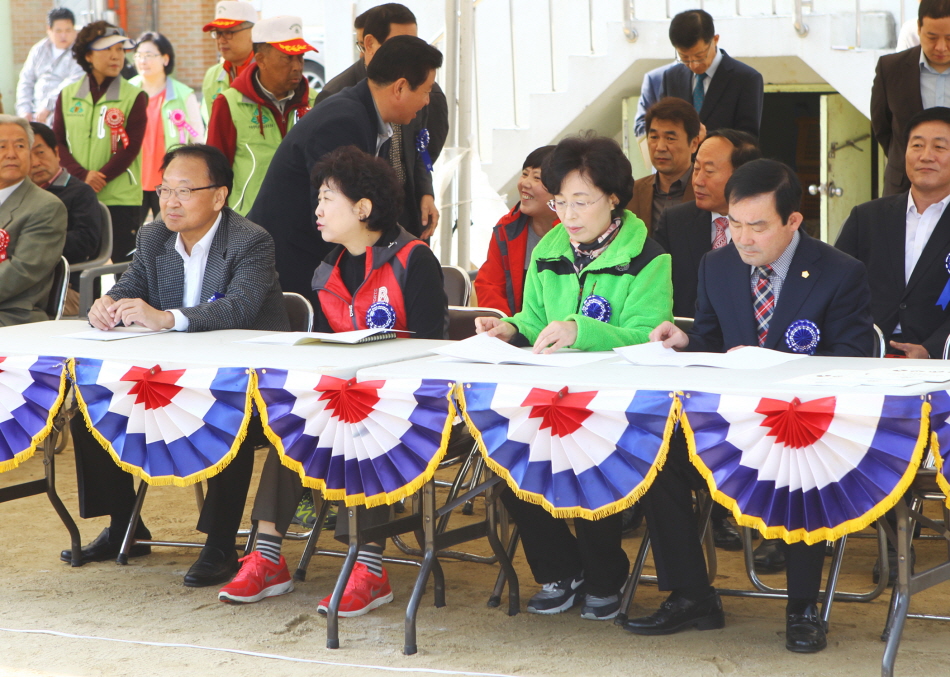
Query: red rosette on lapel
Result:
<box><xmin>104</xmin><ymin>108</ymin><xmax>130</xmax><ymax>154</ymax></box>
<box><xmin>0</xmin><ymin>229</ymin><xmax>9</xmax><ymax>262</ymax></box>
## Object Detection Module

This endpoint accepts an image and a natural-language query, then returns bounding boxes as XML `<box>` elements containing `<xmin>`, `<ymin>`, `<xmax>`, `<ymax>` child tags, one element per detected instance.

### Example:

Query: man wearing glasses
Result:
<box><xmin>70</xmin><ymin>144</ymin><xmax>289</xmax><ymax>589</ymax></box>
<box><xmin>200</xmin><ymin>1</ymin><xmax>258</xmax><ymax>123</ymax></box>
<box><xmin>659</xmin><ymin>9</ymin><xmax>763</xmax><ymax>138</ymax></box>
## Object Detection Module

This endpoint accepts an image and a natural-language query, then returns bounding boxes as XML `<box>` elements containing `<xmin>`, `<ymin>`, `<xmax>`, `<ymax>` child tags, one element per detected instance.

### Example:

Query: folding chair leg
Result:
<box><xmin>244</xmin><ymin>522</ymin><xmax>258</xmax><ymax>557</ymax></box>
<box><xmin>616</xmin><ymin>529</ymin><xmax>651</xmax><ymax>625</ymax></box>
<box><xmin>484</xmin><ymin>486</ymin><xmax>518</xmax><ymax>616</ymax></box>
<box><xmin>118</xmin><ymin>480</ymin><xmax>149</xmax><ymax>565</ymax></box>
<box><xmin>405</xmin><ymin>481</ymin><xmax>438</xmax><ymax>655</ymax></box>
<box><xmin>42</xmin><ymin>435</ymin><xmax>82</xmax><ymax>566</ymax></box>
<box><xmin>488</xmin><ymin>526</ymin><xmax>520</xmax><ymax>609</ymax></box>
<box><xmin>820</xmin><ymin>534</ymin><xmax>847</xmax><ymax>627</ymax></box>
<box><xmin>295</xmin><ymin>492</ymin><xmax>331</xmax><ymax>581</ymax></box>
<box><xmin>326</xmin><ymin>506</ymin><xmax>360</xmax><ymax>650</ymax></box>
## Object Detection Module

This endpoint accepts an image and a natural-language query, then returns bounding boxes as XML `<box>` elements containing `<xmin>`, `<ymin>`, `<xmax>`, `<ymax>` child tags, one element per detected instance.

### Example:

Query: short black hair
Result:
<box><xmin>669</xmin><ymin>10</ymin><xmax>716</xmax><ymax>50</ymax></box>
<box><xmin>73</xmin><ymin>21</ymin><xmax>122</xmax><ymax>75</ymax></box>
<box><xmin>725</xmin><ymin>159</ymin><xmax>802</xmax><ymax>224</ymax></box>
<box><xmin>135</xmin><ymin>31</ymin><xmax>175</xmax><ymax>76</ymax></box>
<box><xmin>920</xmin><ymin>0</ymin><xmax>950</xmax><ymax>24</ymax></box>
<box><xmin>310</xmin><ymin>146</ymin><xmax>403</xmax><ymax>232</ymax></box>
<box><xmin>541</xmin><ymin>133</ymin><xmax>634</xmax><ymax>220</ymax></box>
<box><xmin>30</xmin><ymin>122</ymin><xmax>57</xmax><ymax>150</ymax></box>
<box><xmin>48</xmin><ymin>7</ymin><xmax>75</xmax><ymax>27</ymax></box>
<box><xmin>362</xmin><ymin>3</ymin><xmax>417</xmax><ymax>43</ymax></box>
<box><xmin>160</xmin><ymin>144</ymin><xmax>233</xmax><ymax>197</ymax></box>
<box><xmin>702</xmin><ymin>129</ymin><xmax>762</xmax><ymax>170</ymax></box>
<box><xmin>367</xmin><ymin>35</ymin><xmax>443</xmax><ymax>89</ymax></box>
<box><xmin>646</xmin><ymin>97</ymin><xmax>702</xmax><ymax>142</ymax></box>
<box><xmin>905</xmin><ymin>106</ymin><xmax>950</xmax><ymax>142</ymax></box>
<box><xmin>523</xmin><ymin>145</ymin><xmax>555</xmax><ymax>170</ymax></box>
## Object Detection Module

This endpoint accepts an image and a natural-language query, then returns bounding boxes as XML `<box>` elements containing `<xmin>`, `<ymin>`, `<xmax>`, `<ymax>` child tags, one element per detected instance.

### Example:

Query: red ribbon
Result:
<box><xmin>120</xmin><ymin>365</ymin><xmax>186</xmax><ymax>410</ymax></box>
<box><xmin>755</xmin><ymin>396</ymin><xmax>836</xmax><ymax>449</ymax></box>
<box><xmin>0</xmin><ymin>229</ymin><xmax>9</xmax><ymax>262</ymax></box>
<box><xmin>105</xmin><ymin>107</ymin><xmax>130</xmax><ymax>154</ymax></box>
<box><xmin>522</xmin><ymin>386</ymin><xmax>598</xmax><ymax>438</ymax></box>
<box><xmin>315</xmin><ymin>376</ymin><xmax>385</xmax><ymax>424</ymax></box>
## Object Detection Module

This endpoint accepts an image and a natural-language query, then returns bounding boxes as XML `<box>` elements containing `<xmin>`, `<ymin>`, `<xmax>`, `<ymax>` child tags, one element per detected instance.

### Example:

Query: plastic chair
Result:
<box><xmin>45</xmin><ymin>257</ymin><xmax>70</xmax><ymax>321</ymax></box>
<box><xmin>78</xmin><ymin>261</ymin><xmax>130</xmax><ymax>319</ymax></box>
<box><xmin>69</xmin><ymin>202</ymin><xmax>113</xmax><ymax>280</ymax></box>
<box><xmin>447</xmin><ymin>305</ymin><xmax>506</xmax><ymax>341</ymax></box>
<box><xmin>282</xmin><ymin>292</ymin><xmax>314</xmax><ymax>332</ymax></box>
<box><xmin>442</xmin><ymin>265</ymin><xmax>472</xmax><ymax>307</ymax></box>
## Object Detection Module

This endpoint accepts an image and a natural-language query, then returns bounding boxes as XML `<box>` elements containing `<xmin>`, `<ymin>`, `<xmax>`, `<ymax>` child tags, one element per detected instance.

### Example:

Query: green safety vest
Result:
<box><xmin>201</xmin><ymin>62</ymin><xmax>229</xmax><ymax>124</ymax></box>
<box><xmin>60</xmin><ymin>76</ymin><xmax>143</xmax><ymax>207</ymax></box>
<box><xmin>129</xmin><ymin>75</ymin><xmax>200</xmax><ymax>149</ymax></box>
<box><xmin>222</xmin><ymin>86</ymin><xmax>316</xmax><ymax>215</ymax></box>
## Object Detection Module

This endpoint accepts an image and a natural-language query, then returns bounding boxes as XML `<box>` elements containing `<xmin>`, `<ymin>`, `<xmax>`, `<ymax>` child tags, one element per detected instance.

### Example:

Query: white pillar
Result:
<box><xmin>456</xmin><ymin>0</ymin><xmax>474</xmax><ymax>270</ymax></box>
<box><xmin>440</xmin><ymin>0</ymin><xmax>459</xmax><ymax>264</ymax></box>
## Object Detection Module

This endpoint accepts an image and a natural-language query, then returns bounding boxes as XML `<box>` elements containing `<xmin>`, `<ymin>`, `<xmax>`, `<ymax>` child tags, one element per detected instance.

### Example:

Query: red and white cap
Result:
<box><xmin>203</xmin><ymin>1</ymin><xmax>257</xmax><ymax>32</ymax></box>
<box><xmin>251</xmin><ymin>16</ymin><xmax>317</xmax><ymax>55</ymax></box>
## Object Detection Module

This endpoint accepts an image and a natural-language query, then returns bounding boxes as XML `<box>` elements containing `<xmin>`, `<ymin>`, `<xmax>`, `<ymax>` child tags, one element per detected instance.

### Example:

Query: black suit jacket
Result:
<box><xmin>661</xmin><ymin>50</ymin><xmax>763</xmax><ymax>137</ymax></box>
<box><xmin>314</xmin><ymin>59</ymin><xmax>449</xmax><ymax>236</ymax></box>
<box><xmin>653</xmin><ymin>201</ymin><xmax>712</xmax><ymax>318</ymax></box>
<box><xmin>836</xmin><ymin>192</ymin><xmax>950</xmax><ymax>357</ymax></box>
<box><xmin>689</xmin><ymin>232</ymin><xmax>874</xmax><ymax>356</ymax></box>
<box><xmin>871</xmin><ymin>46</ymin><xmax>924</xmax><ymax>196</ymax></box>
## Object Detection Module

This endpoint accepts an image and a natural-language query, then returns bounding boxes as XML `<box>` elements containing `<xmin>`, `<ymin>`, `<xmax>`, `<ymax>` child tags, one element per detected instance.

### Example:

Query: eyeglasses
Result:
<box><xmin>155</xmin><ymin>184</ymin><xmax>221</xmax><ymax>201</ymax></box>
<box><xmin>675</xmin><ymin>41</ymin><xmax>714</xmax><ymax>66</ymax></box>
<box><xmin>355</xmin><ymin>40</ymin><xmax>365</xmax><ymax>53</ymax></box>
<box><xmin>547</xmin><ymin>193</ymin><xmax>606</xmax><ymax>214</ymax></box>
<box><xmin>210</xmin><ymin>26</ymin><xmax>251</xmax><ymax>40</ymax></box>
<box><xmin>134</xmin><ymin>52</ymin><xmax>161</xmax><ymax>60</ymax></box>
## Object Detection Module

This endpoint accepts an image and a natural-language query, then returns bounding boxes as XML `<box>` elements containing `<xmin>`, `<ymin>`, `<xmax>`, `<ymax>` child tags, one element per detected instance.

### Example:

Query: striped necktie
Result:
<box><xmin>712</xmin><ymin>216</ymin><xmax>729</xmax><ymax>249</ymax></box>
<box><xmin>693</xmin><ymin>72</ymin><xmax>707</xmax><ymax>112</ymax></box>
<box><xmin>388</xmin><ymin>123</ymin><xmax>406</xmax><ymax>184</ymax></box>
<box><xmin>753</xmin><ymin>265</ymin><xmax>774</xmax><ymax>347</ymax></box>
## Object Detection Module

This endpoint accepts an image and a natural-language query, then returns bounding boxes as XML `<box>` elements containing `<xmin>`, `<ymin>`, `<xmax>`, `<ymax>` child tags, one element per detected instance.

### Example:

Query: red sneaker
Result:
<box><xmin>317</xmin><ymin>562</ymin><xmax>394</xmax><ymax>617</ymax></box>
<box><xmin>218</xmin><ymin>551</ymin><xmax>294</xmax><ymax>604</ymax></box>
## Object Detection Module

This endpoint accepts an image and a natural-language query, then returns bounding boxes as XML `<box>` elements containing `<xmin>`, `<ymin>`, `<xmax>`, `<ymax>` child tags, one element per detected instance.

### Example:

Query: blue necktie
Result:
<box><xmin>693</xmin><ymin>72</ymin><xmax>707</xmax><ymax>112</ymax></box>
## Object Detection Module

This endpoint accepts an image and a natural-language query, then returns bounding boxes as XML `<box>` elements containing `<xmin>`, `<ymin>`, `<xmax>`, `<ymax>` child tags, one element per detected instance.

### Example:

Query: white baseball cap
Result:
<box><xmin>251</xmin><ymin>16</ymin><xmax>317</xmax><ymax>55</ymax></box>
<box><xmin>204</xmin><ymin>1</ymin><xmax>257</xmax><ymax>32</ymax></box>
<box><xmin>89</xmin><ymin>26</ymin><xmax>134</xmax><ymax>51</ymax></box>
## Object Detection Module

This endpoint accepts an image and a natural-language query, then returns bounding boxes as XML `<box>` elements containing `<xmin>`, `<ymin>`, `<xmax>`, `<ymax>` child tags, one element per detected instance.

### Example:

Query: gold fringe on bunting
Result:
<box><xmin>0</xmin><ymin>357</ymin><xmax>69</xmax><ymax>474</ymax></box>
<box><xmin>257</xmin><ymin>379</ymin><xmax>458</xmax><ymax>508</ymax></box>
<box><xmin>681</xmin><ymin>398</ymin><xmax>932</xmax><ymax>546</ymax></box>
<box><xmin>930</xmin><ymin>420</ymin><xmax>950</xmax><ymax>510</ymax></box>
<box><xmin>456</xmin><ymin>382</ymin><xmax>681</xmax><ymax>521</ymax></box>
<box><xmin>68</xmin><ymin>359</ymin><xmax>255</xmax><ymax>487</ymax></box>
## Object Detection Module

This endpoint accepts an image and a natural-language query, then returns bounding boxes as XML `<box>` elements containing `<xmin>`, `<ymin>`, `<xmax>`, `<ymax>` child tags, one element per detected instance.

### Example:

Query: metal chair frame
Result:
<box><xmin>441</xmin><ymin>265</ymin><xmax>473</xmax><ymax>307</ymax></box>
<box><xmin>282</xmin><ymin>291</ymin><xmax>314</xmax><ymax>332</ymax></box>
<box><xmin>46</xmin><ymin>257</ymin><xmax>70</xmax><ymax>321</ymax></box>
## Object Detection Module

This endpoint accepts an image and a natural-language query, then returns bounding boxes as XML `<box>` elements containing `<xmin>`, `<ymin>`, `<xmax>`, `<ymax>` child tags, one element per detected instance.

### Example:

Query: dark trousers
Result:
<box><xmin>141</xmin><ymin>190</ymin><xmax>160</xmax><ymax>224</ymax></box>
<box><xmin>71</xmin><ymin>414</ymin><xmax>264</xmax><ymax>548</ymax></box>
<box><xmin>500</xmin><ymin>487</ymin><xmax>629</xmax><ymax>597</ymax></box>
<box><xmin>642</xmin><ymin>429</ymin><xmax>826</xmax><ymax>601</ymax></box>
<box><xmin>106</xmin><ymin>204</ymin><xmax>141</xmax><ymax>263</ymax></box>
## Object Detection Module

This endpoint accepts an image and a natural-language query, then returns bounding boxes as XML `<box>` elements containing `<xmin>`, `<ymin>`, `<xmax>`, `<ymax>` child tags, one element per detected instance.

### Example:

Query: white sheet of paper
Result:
<box><xmin>235</xmin><ymin>329</ymin><xmax>403</xmax><ymax>346</ymax></box>
<box><xmin>614</xmin><ymin>342</ymin><xmax>807</xmax><ymax>369</ymax></box>
<box><xmin>59</xmin><ymin>327</ymin><xmax>172</xmax><ymax>341</ymax></box>
<box><xmin>781</xmin><ymin>367</ymin><xmax>934</xmax><ymax>388</ymax></box>
<box><xmin>432</xmin><ymin>334</ymin><xmax>614</xmax><ymax>367</ymax></box>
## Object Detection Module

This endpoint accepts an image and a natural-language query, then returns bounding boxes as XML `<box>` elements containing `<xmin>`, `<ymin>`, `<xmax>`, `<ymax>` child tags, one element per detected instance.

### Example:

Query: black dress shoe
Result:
<box><xmin>873</xmin><ymin>546</ymin><xmax>916</xmax><ymax>586</ymax></box>
<box><xmin>184</xmin><ymin>545</ymin><xmax>238</xmax><ymax>587</ymax></box>
<box><xmin>712</xmin><ymin>518</ymin><xmax>743</xmax><ymax>551</ymax></box>
<box><xmin>59</xmin><ymin>527</ymin><xmax>151</xmax><ymax>564</ymax></box>
<box><xmin>623</xmin><ymin>591</ymin><xmax>725</xmax><ymax>635</ymax></box>
<box><xmin>753</xmin><ymin>538</ymin><xmax>786</xmax><ymax>572</ymax></box>
<box><xmin>786</xmin><ymin>604</ymin><xmax>827</xmax><ymax>653</ymax></box>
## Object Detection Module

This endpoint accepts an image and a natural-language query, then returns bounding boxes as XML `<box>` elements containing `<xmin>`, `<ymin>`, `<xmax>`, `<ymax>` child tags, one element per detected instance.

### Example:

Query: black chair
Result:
<box><xmin>282</xmin><ymin>292</ymin><xmax>314</xmax><ymax>332</ymax></box>
<box><xmin>447</xmin><ymin>305</ymin><xmax>506</xmax><ymax>341</ymax></box>
<box><xmin>70</xmin><ymin>203</ymin><xmax>113</xmax><ymax>277</ymax></box>
<box><xmin>442</xmin><ymin>265</ymin><xmax>472</xmax><ymax>307</ymax></box>
<box><xmin>45</xmin><ymin>257</ymin><xmax>70</xmax><ymax>321</ymax></box>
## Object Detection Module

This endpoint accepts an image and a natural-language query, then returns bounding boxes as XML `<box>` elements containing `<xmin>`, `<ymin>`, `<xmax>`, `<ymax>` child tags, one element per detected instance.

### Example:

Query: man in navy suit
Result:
<box><xmin>625</xmin><ymin>159</ymin><xmax>873</xmax><ymax>654</ymax></box>
<box><xmin>660</xmin><ymin>9</ymin><xmax>763</xmax><ymax>138</ymax></box>
<box><xmin>247</xmin><ymin>36</ymin><xmax>442</xmax><ymax>299</ymax></box>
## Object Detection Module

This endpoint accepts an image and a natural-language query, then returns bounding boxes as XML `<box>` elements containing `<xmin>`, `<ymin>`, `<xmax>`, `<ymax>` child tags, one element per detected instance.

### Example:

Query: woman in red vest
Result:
<box><xmin>218</xmin><ymin>146</ymin><xmax>447</xmax><ymax>615</ymax></box>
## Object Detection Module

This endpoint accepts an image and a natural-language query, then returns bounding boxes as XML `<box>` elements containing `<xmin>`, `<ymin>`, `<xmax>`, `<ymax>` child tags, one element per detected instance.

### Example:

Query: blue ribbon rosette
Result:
<box><xmin>581</xmin><ymin>294</ymin><xmax>612</xmax><ymax>323</ymax></box>
<box><xmin>366</xmin><ymin>301</ymin><xmax>397</xmax><ymax>329</ymax></box>
<box><xmin>416</xmin><ymin>128</ymin><xmax>433</xmax><ymax>172</ymax></box>
<box><xmin>785</xmin><ymin>319</ymin><xmax>821</xmax><ymax>355</ymax></box>
<box><xmin>937</xmin><ymin>253</ymin><xmax>950</xmax><ymax>311</ymax></box>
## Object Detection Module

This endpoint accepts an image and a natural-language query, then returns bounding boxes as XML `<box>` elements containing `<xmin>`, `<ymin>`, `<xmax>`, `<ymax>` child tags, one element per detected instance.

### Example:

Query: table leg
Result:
<box><xmin>43</xmin><ymin>434</ymin><xmax>82</xmax><ymax>566</ymax></box>
<box><xmin>118</xmin><ymin>481</ymin><xmax>148</xmax><ymax>565</ymax></box>
<box><xmin>404</xmin><ymin>481</ymin><xmax>437</xmax><ymax>655</ymax></box>
<box><xmin>326</xmin><ymin>506</ymin><xmax>359</xmax><ymax>650</ymax></box>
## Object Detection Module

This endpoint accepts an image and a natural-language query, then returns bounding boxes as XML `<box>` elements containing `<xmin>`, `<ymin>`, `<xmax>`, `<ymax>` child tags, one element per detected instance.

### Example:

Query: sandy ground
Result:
<box><xmin>2</xmin><ymin>443</ymin><xmax>950</xmax><ymax>677</ymax></box>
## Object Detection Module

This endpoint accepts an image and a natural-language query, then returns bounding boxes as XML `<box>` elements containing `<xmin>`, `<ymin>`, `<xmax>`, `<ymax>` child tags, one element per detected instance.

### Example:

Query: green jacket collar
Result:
<box><xmin>533</xmin><ymin>210</ymin><xmax>648</xmax><ymax>272</ymax></box>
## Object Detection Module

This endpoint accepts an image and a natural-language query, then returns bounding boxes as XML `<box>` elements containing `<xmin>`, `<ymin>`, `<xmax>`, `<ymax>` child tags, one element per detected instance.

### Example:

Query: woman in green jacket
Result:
<box><xmin>475</xmin><ymin>134</ymin><xmax>673</xmax><ymax>621</ymax></box>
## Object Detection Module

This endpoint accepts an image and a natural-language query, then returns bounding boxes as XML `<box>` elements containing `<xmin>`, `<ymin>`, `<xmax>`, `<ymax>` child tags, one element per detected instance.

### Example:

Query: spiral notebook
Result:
<box><xmin>236</xmin><ymin>329</ymin><xmax>409</xmax><ymax>346</ymax></box>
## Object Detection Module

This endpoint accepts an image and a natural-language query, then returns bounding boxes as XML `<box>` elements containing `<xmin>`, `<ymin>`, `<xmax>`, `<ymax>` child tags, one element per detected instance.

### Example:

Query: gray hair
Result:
<box><xmin>0</xmin><ymin>115</ymin><xmax>34</xmax><ymax>146</ymax></box>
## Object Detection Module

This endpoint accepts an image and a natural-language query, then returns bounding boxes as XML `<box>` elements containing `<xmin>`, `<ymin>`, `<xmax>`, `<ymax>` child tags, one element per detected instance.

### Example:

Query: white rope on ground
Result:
<box><xmin>0</xmin><ymin>627</ymin><xmax>519</xmax><ymax>677</ymax></box>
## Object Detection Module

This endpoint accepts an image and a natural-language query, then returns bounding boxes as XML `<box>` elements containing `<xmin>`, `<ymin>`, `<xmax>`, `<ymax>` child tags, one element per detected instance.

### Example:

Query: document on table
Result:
<box><xmin>432</xmin><ymin>334</ymin><xmax>615</xmax><ymax>367</ymax></box>
<box><xmin>235</xmin><ymin>329</ymin><xmax>408</xmax><ymax>346</ymax></box>
<box><xmin>59</xmin><ymin>327</ymin><xmax>172</xmax><ymax>341</ymax></box>
<box><xmin>614</xmin><ymin>341</ymin><xmax>807</xmax><ymax>369</ymax></box>
<box><xmin>782</xmin><ymin>367</ymin><xmax>950</xmax><ymax>388</ymax></box>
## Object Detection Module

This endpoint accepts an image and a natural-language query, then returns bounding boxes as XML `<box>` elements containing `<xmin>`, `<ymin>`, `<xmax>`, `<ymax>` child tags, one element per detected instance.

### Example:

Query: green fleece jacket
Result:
<box><xmin>504</xmin><ymin>210</ymin><xmax>673</xmax><ymax>352</ymax></box>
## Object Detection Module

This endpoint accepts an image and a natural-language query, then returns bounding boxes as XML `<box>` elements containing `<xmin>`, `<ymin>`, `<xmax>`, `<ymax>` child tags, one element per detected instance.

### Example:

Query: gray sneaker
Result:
<box><xmin>580</xmin><ymin>593</ymin><xmax>621</xmax><ymax>620</ymax></box>
<box><xmin>526</xmin><ymin>576</ymin><xmax>585</xmax><ymax>614</ymax></box>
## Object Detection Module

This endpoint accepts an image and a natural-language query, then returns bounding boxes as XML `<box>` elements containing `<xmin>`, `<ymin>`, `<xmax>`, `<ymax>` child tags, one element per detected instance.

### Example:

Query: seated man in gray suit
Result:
<box><xmin>65</xmin><ymin>144</ymin><xmax>290</xmax><ymax>589</ymax></box>
<box><xmin>0</xmin><ymin>114</ymin><xmax>67</xmax><ymax>326</ymax></box>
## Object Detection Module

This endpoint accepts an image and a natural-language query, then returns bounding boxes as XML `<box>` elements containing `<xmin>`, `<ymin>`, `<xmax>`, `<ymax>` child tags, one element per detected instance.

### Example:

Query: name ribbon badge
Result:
<box><xmin>0</xmin><ymin>229</ymin><xmax>9</xmax><ymax>263</ymax></box>
<box><xmin>104</xmin><ymin>108</ymin><xmax>130</xmax><ymax>154</ymax></box>
<box><xmin>785</xmin><ymin>319</ymin><xmax>821</xmax><ymax>355</ymax></box>
<box><xmin>416</xmin><ymin>128</ymin><xmax>433</xmax><ymax>172</ymax></box>
<box><xmin>169</xmin><ymin>110</ymin><xmax>198</xmax><ymax>145</ymax></box>
<box><xmin>937</xmin><ymin>253</ymin><xmax>950</xmax><ymax>310</ymax></box>
<box><xmin>581</xmin><ymin>294</ymin><xmax>612</xmax><ymax>323</ymax></box>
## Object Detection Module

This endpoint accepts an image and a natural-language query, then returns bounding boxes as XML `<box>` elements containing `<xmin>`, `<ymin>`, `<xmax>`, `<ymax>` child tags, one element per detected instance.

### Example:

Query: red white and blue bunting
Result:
<box><xmin>680</xmin><ymin>391</ymin><xmax>930</xmax><ymax>544</ymax></box>
<box><xmin>0</xmin><ymin>355</ymin><xmax>67</xmax><ymax>472</ymax></box>
<box><xmin>69</xmin><ymin>358</ymin><xmax>254</xmax><ymax>486</ymax></box>
<box><xmin>928</xmin><ymin>390</ymin><xmax>950</xmax><ymax>508</ymax></box>
<box><xmin>458</xmin><ymin>382</ymin><xmax>678</xmax><ymax>519</ymax></box>
<box><xmin>254</xmin><ymin>372</ymin><xmax>455</xmax><ymax>506</ymax></box>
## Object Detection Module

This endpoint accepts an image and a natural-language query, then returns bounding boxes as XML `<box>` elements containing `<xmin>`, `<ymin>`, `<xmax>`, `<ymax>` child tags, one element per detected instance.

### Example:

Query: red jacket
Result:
<box><xmin>206</xmin><ymin>62</ymin><xmax>311</xmax><ymax>165</ymax></box>
<box><xmin>474</xmin><ymin>205</ymin><xmax>540</xmax><ymax>315</ymax></box>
